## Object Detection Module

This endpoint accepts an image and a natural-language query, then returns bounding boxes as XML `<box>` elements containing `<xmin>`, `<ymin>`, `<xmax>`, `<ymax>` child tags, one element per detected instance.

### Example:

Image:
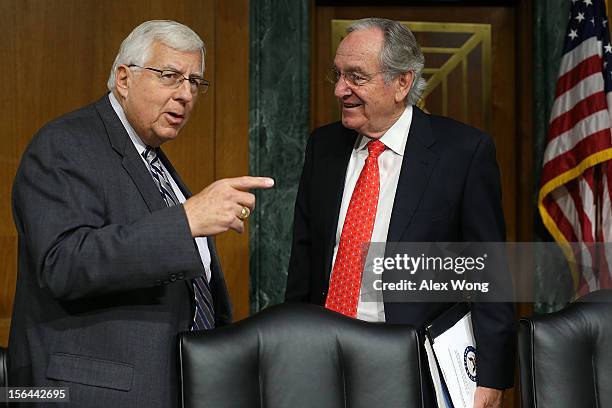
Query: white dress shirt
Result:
<box><xmin>331</xmin><ymin>106</ymin><xmax>413</xmax><ymax>322</ymax></box>
<box><xmin>109</xmin><ymin>93</ymin><xmax>212</xmax><ymax>283</ymax></box>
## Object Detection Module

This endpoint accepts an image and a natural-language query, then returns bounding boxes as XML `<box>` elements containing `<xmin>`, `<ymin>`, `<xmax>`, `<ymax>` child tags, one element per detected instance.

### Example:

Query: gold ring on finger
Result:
<box><xmin>239</xmin><ymin>206</ymin><xmax>250</xmax><ymax>220</ymax></box>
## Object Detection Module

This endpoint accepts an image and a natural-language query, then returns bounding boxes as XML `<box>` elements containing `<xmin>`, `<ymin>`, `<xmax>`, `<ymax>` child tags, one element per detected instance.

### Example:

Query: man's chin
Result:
<box><xmin>152</xmin><ymin>129</ymin><xmax>181</xmax><ymax>146</ymax></box>
<box><xmin>341</xmin><ymin>116</ymin><xmax>363</xmax><ymax>132</ymax></box>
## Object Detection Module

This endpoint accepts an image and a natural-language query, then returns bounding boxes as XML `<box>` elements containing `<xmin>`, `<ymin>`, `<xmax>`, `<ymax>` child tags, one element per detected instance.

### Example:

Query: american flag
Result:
<box><xmin>538</xmin><ymin>0</ymin><xmax>612</xmax><ymax>295</ymax></box>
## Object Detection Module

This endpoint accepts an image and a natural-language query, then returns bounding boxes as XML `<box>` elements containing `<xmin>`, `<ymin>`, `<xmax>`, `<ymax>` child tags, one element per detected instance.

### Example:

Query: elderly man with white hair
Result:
<box><xmin>8</xmin><ymin>20</ymin><xmax>272</xmax><ymax>407</ymax></box>
<box><xmin>287</xmin><ymin>17</ymin><xmax>515</xmax><ymax>408</ymax></box>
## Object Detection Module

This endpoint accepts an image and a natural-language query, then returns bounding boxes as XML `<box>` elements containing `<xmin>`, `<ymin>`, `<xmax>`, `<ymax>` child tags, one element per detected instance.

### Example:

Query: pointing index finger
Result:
<box><xmin>228</xmin><ymin>176</ymin><xmax>275</xmax><ymax>190</ymax></box>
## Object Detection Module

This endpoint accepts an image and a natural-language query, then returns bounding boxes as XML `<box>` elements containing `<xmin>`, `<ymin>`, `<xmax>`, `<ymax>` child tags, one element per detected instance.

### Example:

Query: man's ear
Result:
<box><xmin>115</xmin><ymin>65</ymin><xmax>130</xmax><ymax>99</ymax></box>
<box><xmin>395</xmin><ymin>71</ymin><xmax>414</xmax><ymax>104</ymax></box>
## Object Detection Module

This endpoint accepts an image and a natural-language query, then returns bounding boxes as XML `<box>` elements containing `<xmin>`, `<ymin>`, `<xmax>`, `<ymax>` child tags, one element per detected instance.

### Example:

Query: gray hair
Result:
<box><xmin>347</xmin><ymin>18</ymin><xmax>426</xmax><ymax>105</ymax></box>
<box><xmin>107</xmin><ymin>20</ymin><xmax>205</xmax><ymax>91</ymax></box>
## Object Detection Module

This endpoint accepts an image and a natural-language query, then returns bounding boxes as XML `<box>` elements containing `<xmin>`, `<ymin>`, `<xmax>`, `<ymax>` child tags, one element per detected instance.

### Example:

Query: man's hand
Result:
<box><xmin>183</xmin><ymin>176</ymin><xmax>274</xmax><ymax>236</ymax></box>
<box><xmin>473</xmin><ymin>386</ymin><xmax>503</xmax><ymax>408</ymax></box>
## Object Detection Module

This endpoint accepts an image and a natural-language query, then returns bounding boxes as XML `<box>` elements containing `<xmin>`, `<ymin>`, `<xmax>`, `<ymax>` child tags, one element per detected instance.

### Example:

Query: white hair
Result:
<box><xmin>347</xmin><ymin>18</ymin><xmax>426</xmax><ymax>106</ymax></box>
<box><xmin>107</xmin><ymin>20</ymin><xmax>205</xmax><ymax>91</ymax></box>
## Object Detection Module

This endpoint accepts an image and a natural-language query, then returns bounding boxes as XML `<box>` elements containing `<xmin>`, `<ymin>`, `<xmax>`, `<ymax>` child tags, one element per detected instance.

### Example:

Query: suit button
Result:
<box><xmin>177</xmin><ymin>272</ymin><xmax>185</xmax><ymax>279</ymax></box>
<box><xmin>155</xmin><ymin>280</ymin><xmax>162</xmax><ymax>286</ymax></box>
<box><xmin>162</xmin><ymin>279</ymin><xmax>170</xmax><ymax>285</ymax></box>
<box><xmin>170</xmin><ymin>274</ymin><xmax>177</xmax><ymax>282</ymax></box>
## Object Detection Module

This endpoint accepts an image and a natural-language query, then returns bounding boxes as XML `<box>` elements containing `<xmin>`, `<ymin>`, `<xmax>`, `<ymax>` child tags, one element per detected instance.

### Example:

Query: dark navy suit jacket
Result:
<box><xmin>286</xmin><ymin>106</ymin><xmax>515</xmax><ymax>392</ymax></box>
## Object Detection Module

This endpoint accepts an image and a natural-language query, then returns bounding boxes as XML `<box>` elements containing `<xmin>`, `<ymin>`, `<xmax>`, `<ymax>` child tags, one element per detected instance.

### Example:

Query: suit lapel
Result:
<box><xmin>387</xmin><ymin>107</ymin><xmax>439</xmax><ymax>243</ymax></box>
<box><xmin>322</xmin><ymin>127</ymin><xmax>358</xmax><ymax>282</ymax></box>
<box><xmin>94</xmin><ymin>95</ymin><xmax>166</xmax><ymax>212</ymax></box>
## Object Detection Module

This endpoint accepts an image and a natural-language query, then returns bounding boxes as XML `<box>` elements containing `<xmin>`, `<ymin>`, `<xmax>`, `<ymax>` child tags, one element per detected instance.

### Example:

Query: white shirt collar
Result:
<box><xmin>108</xmin><ymin>92</ymin><xmax>148</xmax><ymax>156</ymax></box>
<box><xmin>355</xmin><ymin>105</ymin><xmax>413</xmax><ymax>156</ymax></box>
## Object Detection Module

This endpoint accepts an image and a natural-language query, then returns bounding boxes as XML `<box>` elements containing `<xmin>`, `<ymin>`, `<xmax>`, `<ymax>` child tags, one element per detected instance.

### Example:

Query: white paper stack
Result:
<box><xmin>425</xmin><ymin>304</ymin><xmax>477</xmax><ymax>408</ymax></box>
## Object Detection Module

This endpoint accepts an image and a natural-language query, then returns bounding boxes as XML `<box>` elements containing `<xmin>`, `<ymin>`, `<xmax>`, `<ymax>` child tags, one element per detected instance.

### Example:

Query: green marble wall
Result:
<box><xmin>533</xmin><ymin>0</ymin><xmax>574</xmax><ymax>312</ymax></box>
<box><xmin>249</xmin><ymin>0</ymin><xmax>310</xmax><ymax>313</ymax></box>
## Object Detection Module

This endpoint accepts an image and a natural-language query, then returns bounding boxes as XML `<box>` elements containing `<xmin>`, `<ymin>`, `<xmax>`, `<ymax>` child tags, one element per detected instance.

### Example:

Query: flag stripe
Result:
<box><xmin>550</xmin><ymin>73</ymin><xmax>604</xmax><ymax>123</ymax></box>
<box><xmin>544</xmin><ymin>193</ymin><xmax>581</xmax><ymax>242</ymax></box>
<box><xmin>567</xmin><ymin>176</ymin><xmax>595</xmax><ymax>241</ymax></box>
<box><xmin>555</xmin><ymin>54</ymin><xmax>603</xmax><ymax>97</ymax></box>
<box><xmin>544</xmin><ymin>109</ymin><xmax>610</xmax><ymax>163</ymax></box>
<box><xmin>549</xmin><ymin>91</ymin><xmax>608</xmax><ymax>138</ymax></box>
<box><xmin>558</xmin><ymin>36</ymin><xmax>601</xmax><ymax>77</ymax></box>
<box><xmin>541</xmin><ymin>129</ymin><xmax>612</xmax><ymax>184</ymax></box>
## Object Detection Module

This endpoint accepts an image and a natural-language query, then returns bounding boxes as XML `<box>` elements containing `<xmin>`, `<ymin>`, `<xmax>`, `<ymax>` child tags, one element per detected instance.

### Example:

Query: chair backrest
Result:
<box><xmin>179</xmin><ymin>303</ymin><xmax>424</xmax><ymax>408</ymax></box>
<box><xmin>519</xmin><ymin>289</ymin><xmax>612</xmax><ymax>408</ymax></box>
<box><xmin>0</xmin><ymin>346</ymin><xmax>6</xmax><ymax>388</ymax></box>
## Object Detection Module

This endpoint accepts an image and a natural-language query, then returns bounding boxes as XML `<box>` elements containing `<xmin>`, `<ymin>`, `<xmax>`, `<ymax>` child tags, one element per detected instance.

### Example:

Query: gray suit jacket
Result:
<box><xmin>8</xmin><ymin>95</ymin><xmax>232</xmax><ymax>407</ymax></box>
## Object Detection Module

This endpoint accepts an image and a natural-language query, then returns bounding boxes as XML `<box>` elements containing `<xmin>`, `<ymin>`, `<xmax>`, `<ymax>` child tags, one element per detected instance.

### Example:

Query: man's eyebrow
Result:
<box><xmin>159</xmin><ymin>64</ymin><xmax>203</xmax><ymax>77</ymax></box>
<box><xmin>334</xmin><ymin>64</ymin><xmax>366</xmax><ymax>73</ymax></box>
<box><xmin>158</xmin><ymin>64</ymin><xmax>181</xmax><ymax>71</ymax></box>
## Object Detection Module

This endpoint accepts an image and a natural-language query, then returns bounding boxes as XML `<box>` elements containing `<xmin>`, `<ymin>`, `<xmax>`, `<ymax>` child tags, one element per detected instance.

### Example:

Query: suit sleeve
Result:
<box><xmin>285</xmin><ymin>134</ymin><xmax>314</xmax><ymax>302</ymax></box>
<box><xmin>12</xmin><ymin>125</ymin><xmax>204</xmax><ymax>301</ymax></box>
<box><xmin>461</xmin><ymin>135</ymin><xmax>516</xmax><ymax>389</ymax></box>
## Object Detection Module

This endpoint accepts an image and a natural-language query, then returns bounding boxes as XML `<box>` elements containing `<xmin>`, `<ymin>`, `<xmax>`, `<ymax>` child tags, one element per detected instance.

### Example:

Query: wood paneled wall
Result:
<box><xmin>0</xmin><ymin>0</ymin><xmax>250</xmax><ymax>347</ymax></box>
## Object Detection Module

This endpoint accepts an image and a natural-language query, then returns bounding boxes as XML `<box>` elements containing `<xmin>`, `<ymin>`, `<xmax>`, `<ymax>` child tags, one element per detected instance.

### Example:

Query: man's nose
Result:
<box><xmin>334</xmin><ymin>77</ymin><xmax>352</xmax><ymax>99</ymax></box>
<box><xmin>174</xmin><ymin>79</ymin><xmax>194</xmax><ymax>102</ymax></box>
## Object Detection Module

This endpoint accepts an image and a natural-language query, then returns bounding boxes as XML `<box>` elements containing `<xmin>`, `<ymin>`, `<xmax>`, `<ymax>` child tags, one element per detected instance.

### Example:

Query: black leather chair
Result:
<box><xmin>0</xmin><ymin>346</ymin><xmax>6</xmax><ymax>388</ymax></box>
<box><xmin>179</xmin><ymin>303</ymin><xmax>424</xmax><ymax>408</ymax></box>
<box><xmin>519</xmin><ymin>289</ymin><xmax>612</xmax><ymax>408</ymax></box>
<box><xmin>0</xmin><ymin>346</ymin><xmax>6</xmax><ymax>408</ymax></box>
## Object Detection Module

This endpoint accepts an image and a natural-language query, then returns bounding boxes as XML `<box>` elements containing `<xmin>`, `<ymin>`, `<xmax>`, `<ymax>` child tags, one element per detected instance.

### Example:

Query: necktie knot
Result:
<box><xmin>367</xmin><ymin>140</ymin><xmax>386</xmax><ymax>159</ymax></box>
<box><xmin>143</xmin><ymin>146</ymin><xmax>158</xmax><ymax>163</ymax></box>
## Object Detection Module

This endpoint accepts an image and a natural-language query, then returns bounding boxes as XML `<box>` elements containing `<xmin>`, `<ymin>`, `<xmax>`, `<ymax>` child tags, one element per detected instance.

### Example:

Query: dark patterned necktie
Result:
<box><xmin>143</xmin><ymin>147</ymin><xmax>215</xmax><ymax>330</ymax></box>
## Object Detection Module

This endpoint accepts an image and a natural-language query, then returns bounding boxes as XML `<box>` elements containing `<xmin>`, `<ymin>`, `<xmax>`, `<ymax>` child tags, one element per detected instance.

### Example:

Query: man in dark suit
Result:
<box><xmin>286</xmin><ymin>18</ymin><xmax>514</xmax><ymax>408</ymax></box>
<box><xmin>8</xmin><ymin>20</ymin><xmax>273</xmax><ymax>407</ymax></box>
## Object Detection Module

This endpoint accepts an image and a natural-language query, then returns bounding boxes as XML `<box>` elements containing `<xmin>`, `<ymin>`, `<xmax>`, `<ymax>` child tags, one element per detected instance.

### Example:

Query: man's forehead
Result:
<box><xmin>334</xmin><ymin>46</ymin><xmax>380</xmax><ymax>71</ymax></box>
<box><xmin>146</xmin><ymin>42</ymin><xmax>204</xmax><ymax>74</ymax></box>
<box><xmin>335</xmin><ymin>29</ymin><xmax>382</xmax><ymax>68</ymax></box>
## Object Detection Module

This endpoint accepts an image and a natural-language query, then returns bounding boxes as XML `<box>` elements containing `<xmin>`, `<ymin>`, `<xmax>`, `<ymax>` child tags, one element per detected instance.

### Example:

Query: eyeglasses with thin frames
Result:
<box><xmin>326</xmin><ymin>67</ymin><xmax>388</xmax><ymax>87</ymax></box>
<box><xmin>128</xmin><ymin>64</ymin><xmax>210</xmax><ymax>94</ymax></box>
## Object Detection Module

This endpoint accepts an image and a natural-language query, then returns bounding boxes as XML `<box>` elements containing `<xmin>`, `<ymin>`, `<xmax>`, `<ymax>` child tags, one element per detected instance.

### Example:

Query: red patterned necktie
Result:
<box><xmin>325</xmin><ymin>139</ymin><xmax>386</xmax><ymax>317</ymax></box>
